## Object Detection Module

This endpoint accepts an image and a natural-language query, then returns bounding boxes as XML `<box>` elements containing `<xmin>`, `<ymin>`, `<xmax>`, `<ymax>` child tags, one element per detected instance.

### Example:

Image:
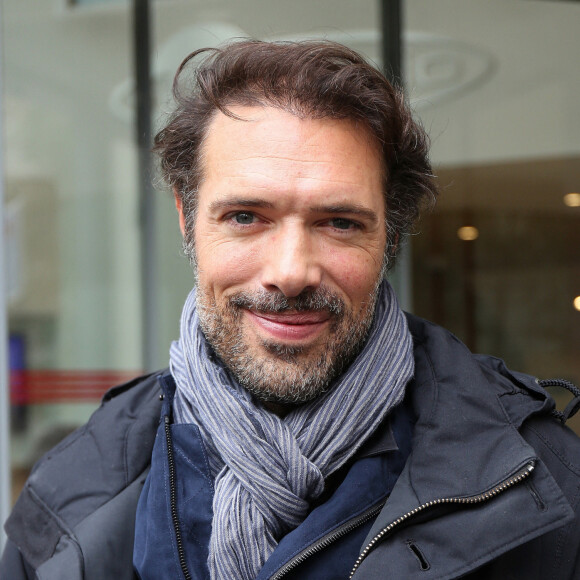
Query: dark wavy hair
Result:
<box><xmin>154</xmin><ymin>39</ymin><xmax>437</xmax><ymax>269</ymax></box>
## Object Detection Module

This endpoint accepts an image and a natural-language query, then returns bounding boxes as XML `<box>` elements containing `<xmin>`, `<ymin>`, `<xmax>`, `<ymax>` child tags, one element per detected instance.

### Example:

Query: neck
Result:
<box><xmin>261</xmin><ymin>399</ymin><xmax>298</xmax><ymax>418</ymax></box>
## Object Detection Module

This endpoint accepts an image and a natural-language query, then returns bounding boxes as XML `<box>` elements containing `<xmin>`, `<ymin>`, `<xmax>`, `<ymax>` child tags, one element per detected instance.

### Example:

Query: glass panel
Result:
<box><xmin>3</xmin><ymin>1</ymin><xmax>141</xmax><ymax>502</ymax></box>
<box><xmin>406</xmin><ymin>0</ymin><xmax>580</xmax><ymax>431</ymax></box>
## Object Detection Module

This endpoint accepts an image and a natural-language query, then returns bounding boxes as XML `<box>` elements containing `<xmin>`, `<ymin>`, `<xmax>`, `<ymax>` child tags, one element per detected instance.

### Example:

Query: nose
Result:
<box><xmin>260</xmin><ymin>225</ymin><xmax>322</xmax><ymax>297</ymax></box>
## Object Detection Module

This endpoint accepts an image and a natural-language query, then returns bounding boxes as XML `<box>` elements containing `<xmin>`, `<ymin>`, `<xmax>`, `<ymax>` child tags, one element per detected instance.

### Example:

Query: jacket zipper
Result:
<box><xmin>348</xmin><ymin>461</ymin><xmax>536</xmax><ymax>578</ymax></box>
<box><xmin>270</xmin><ymin>500</ymin><xmax>387</xmax><ymax>580</ymax></box>
<box><xmin>165</xmin><ymin>415</ymin><xmax>193</xmax><ymax>580</ymax></box>
<box><xmin>165</xmin><ymin>411</ymin><xmax>533</xmax><ymax>580</ymax></box>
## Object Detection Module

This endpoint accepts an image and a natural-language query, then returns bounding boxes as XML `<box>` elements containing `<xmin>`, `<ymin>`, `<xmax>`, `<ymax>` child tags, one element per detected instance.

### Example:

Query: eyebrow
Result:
<box><xmin>208</xmin><ymin>198</ymin><xmax>275</xmax><ymax>213</ymax></box>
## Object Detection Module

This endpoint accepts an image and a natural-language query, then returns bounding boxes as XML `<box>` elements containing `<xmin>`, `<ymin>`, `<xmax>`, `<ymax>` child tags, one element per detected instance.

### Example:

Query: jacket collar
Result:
<box><xmin>355</xmin><ymin>315</ymin><xmax>573</xmax><ymax>578</ymax></box>
<box><xmin>406</xmin><ymin>315</ymin><xmax>542</xmax><ymax>499</ymax></box>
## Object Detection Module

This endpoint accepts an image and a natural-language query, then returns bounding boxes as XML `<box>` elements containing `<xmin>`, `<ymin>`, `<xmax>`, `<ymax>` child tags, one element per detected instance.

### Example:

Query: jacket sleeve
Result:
<box><xmin>0</xmin><ymin>538</ymin><xmax>36</xmax><ymax>579</ymax></box>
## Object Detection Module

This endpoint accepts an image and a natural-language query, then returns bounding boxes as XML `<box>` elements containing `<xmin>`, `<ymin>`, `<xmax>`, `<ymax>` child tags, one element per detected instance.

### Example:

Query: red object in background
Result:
<box><xmin>10</xmin><ymin>370</ymin><xmax>140</xmax><ymax>404</ymax></box>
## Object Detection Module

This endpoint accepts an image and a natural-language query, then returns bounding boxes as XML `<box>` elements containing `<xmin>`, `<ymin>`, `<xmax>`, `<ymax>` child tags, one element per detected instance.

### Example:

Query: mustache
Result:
<box><xmin>229</xmin><ymin>287</ymin><xmax>344</xmax><ymax>315</ymax></box>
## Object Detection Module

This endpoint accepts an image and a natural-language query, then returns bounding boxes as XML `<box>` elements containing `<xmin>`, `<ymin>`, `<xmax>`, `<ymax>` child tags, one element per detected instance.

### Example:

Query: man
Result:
<box><xmin>2</xmin><ymin>40</ymin><xmax>580</xmax><ymax>580</ymax></box>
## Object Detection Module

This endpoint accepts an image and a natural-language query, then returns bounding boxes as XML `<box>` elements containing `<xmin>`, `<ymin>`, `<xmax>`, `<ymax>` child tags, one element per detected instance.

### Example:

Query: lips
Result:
<box><xmin>246</xmin><ymin>310</ymin><xmax>331</xmax><ymax>341</ymax></box>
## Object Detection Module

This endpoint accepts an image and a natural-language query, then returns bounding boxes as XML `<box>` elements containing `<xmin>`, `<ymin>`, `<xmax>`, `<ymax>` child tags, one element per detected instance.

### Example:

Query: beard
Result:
<box><xmin>195</xmin><ymin>283</ymin><xmax>380</xmax><ymax>405</ymax></box>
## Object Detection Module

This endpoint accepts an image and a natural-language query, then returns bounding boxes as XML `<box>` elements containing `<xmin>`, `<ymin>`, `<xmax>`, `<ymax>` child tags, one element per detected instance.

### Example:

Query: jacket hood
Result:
<box><xmin>405</xmin><ymin>314</ymin><xmax>550</xmax><ymax>499</ymax></box>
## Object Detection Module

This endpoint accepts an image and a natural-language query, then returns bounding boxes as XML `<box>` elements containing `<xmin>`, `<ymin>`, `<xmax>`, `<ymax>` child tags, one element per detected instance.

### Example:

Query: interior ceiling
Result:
<box><xmin>436</xmin><ymin>157</ymin><xmax>580</xmax><ymax>213</ymax></box>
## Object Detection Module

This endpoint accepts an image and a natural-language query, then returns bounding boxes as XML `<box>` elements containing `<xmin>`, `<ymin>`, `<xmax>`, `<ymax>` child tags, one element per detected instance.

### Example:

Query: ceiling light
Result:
<box><xmin>574</xmin><ymin>296</ymin><xmax>580</xmax><ymax>312</ymax></box>
<box><xmin>563</xmin><ymin>193</ymin><xmax>580</xmax><ymax>207</ymax></box>
<box><xmin>457</xmin><ymin>226</ymin><xmax>479</xmax><ymax>241</ymax></box>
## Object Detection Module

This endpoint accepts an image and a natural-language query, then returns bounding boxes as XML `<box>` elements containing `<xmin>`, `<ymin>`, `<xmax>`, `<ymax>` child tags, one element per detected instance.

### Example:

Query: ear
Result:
<box><xmin>174</xmin><ymin>190</ymin><xmax>186</xmax><ymax>237</ymax></box>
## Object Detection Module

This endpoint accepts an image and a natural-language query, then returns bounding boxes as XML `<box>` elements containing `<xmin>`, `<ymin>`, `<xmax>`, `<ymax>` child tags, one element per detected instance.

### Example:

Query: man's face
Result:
<box><xmin>179</xmin><ymin>106</ymin><xmax>387</xmax><ymax>405</ymax></box>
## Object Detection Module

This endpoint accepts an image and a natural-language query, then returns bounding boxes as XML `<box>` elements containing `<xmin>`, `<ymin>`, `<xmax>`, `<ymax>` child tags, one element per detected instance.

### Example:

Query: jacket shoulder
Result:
<box><xmin>405</xmin><ymin>314</ymin><xmax>580</xmax><ymax>523</ymax></box>
<box><xmin>2</xmin><ymin>371</ymin><xmax>164</xmax><ymax>575</ymax></box>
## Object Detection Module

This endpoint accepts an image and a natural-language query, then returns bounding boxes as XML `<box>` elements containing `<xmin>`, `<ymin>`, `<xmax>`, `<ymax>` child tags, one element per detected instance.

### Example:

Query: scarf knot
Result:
<box><xmin>171</xmin><ymin>280</ymin><xmax>414</xmax><ymax>579</ymax></box>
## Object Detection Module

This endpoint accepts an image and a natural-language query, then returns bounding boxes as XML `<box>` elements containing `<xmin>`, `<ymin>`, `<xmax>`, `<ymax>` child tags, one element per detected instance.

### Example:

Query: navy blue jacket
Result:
<box><xmin>2</xmin><ymin>314</ymin><xmax>580</xmax><ymax>579</ymax></box>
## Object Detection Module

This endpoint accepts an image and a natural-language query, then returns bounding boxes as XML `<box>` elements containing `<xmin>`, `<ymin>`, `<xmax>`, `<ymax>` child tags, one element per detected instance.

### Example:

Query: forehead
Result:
<box><xmin>199</xmin><ymin>105</ymin><xmax>384</xmax><ymax>203</ymax></box>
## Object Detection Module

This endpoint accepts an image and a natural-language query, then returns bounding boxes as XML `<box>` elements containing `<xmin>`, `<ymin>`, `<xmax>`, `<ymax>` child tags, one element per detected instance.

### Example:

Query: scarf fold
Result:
<box><xmin>170</xmin><ymin>280</ymin><xmax>414</xmax><ymax>580</ymax></box>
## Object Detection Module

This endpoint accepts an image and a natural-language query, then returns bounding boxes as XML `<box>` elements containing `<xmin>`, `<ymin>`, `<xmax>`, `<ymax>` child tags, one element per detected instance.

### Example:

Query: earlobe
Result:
<box><xmin>174</xmin><ymin>190</ymin><xmax>186</xmax><ymax>237</ymax></box>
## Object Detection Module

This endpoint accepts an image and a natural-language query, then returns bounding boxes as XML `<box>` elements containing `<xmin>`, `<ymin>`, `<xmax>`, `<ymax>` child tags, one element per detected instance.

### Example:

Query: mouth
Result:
<box><xmin>245</xmin><ymin>309</ymin><xmax>331</xmax><ymax>342</ymax></box>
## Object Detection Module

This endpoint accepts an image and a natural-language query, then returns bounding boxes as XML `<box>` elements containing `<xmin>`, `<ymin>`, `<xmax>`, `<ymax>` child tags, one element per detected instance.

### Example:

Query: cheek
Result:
<box><xmin>323</xmin><ymin>249</ymin><xmax>383</xmax><ymax>301</ymax></box>
<box><xmin>195</xmin><ymin>239</ymin><xmax>263</xmax><ymax>295</ymax></box>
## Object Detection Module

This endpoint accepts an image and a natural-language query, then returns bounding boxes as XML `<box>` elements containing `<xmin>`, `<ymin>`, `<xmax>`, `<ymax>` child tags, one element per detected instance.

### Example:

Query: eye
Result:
<box><xmin>231</xmin><ymin>212</ymin><xmax>255</xmax><ymax>225</ymax></box>
<box><xmin>329</xmin><ymin>217</ymin><xmax>359</xmax><ymax>230</ymax></box>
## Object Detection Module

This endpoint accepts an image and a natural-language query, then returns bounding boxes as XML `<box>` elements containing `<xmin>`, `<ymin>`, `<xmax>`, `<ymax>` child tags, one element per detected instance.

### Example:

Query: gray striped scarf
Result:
<box><xmin>170</xmin><ymin>280</ymin><xmax>414</xmax><ymax>580</ymax></box>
